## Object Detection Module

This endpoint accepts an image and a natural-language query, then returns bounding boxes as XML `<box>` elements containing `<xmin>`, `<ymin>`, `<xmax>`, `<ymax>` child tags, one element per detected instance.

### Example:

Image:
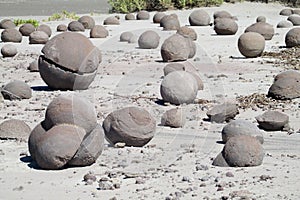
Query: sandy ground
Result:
<box><xmin>0</xmin><ymin>2</ymin><xmax>300</xmax><ymax>200</ymax></box>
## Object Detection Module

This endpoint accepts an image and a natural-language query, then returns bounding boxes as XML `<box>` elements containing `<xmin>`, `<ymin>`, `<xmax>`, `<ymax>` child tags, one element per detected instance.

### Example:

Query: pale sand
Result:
<box><xmin>0</xmin><ymin>2</ymin><xmax>299</xmax><ymax>200</ymax></box>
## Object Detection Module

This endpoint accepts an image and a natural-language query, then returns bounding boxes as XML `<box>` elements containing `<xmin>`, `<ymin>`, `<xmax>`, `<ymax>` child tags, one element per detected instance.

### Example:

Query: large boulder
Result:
<box><xmin>238</xmin><ymin>32</ymin><xmax>265</xmax><ymax>58</ymax></box>
<box><xmin>29</xmin><ymin>31</ymin><xmax>49</xmax><ymax>44</ymax></box>
<box><xmin>285</xmin><ymin>28</ymin><xmax>300</xmax><ymax>47</ymax></box>
<box><xmin>189</xmin><ymin>10</ymin><xmax>211</xmax><ymax>26</ymax></box>
<box><xmin>177</xmin><ymin>26</ymin><xmax>197</xmax><ymax>41</ymax></box>
<box><xmin>19</xmin><ymin>23</ymin><xmax>35</xmax><ymax>36</ymax></box>
<box><xmin>244</xmin><ymin>22</ymin><xmax>274</xmax><ymax>40</ymax></box>
<box><xmin>78</xmin><ymin>15</ymin><xmax>95</xmax><ymax>29</ymax></box>
<box><xmin>287</xmin><ymin>14</ymin><xmax>300</xmax><ymax>26</ymax></box>
<box><xmin>161</xmin><ymin>108</ymin><xmax>186</xmax><ymax>128</ymax></box>
<box><xmin>277</xmin><ymin>20</ymin><xmax>293</xmax><ymax>28</ymax></box>
<box><xmin>222</xmin><ymin>119</ymin><xmax>264</xmax><ymax>144</ymax></box>
<box><xmin>138</xmin><ymin>30</ymin><xmax>160</xmax><ymax>49</ymax></box>
<box><xmin>0</xmin><ymin>19</ymin><xmax>16</xmax><ymax>29</ymax></box>
<box><xmin>103</xmin><ymin>16</ymin><xmax>120</xmax><ymax>25</ymax></box>
<box><xmin>206</xmin><ymin>102</ymin><xmax>239</xmax><ymax>123</ymax></box>
<box><xmin>280</xmin><ymin>8</ymin><xmax>293</xmax><ymax>16</ymax></box>
<box><xmin>213</xmin><ymin>135</ymin><xmax>264</xmax><ymax>167</ymax></box>
<box><xmin>153</xmin><ymin>12</ymin><xmax>166</xmax><ymax>23</ymax></box>
<box><xmin>90</xmin><ymin>25</ymin><xmax>109</xmax><ymax>38</ymax></box>
<box><xmin>103</xmin><ymin>107</ymin><xmax>156</xmax><ymax>147</ymax></box>
<box><xmin>1</xmin><ymin>80</ymin><xmax>32</xmax><ymax>100</ymax></box>
<box><xmin>68</xmin><ymin>21</ymin><xmax>85</xmax><ymax>32</ymax></box>
<box><xmin>214</xmin><ymin>18</ymin><xmax>238</xmax><ymax>35</ymax></box>
<box><xmin>38</xmin><ymin>32</ymin><xmax>101</xmax><ymax>90</ymax></box>
<box><xmin>1</xmin><ymin>29</ymin><xmax>22</xmax><ymax>43</ymax></box>
<box><xmin>1</xmin><ymin>44</ymin><xmax>17</xmax><ymax>58</ymax></box>
<box><xmin>160</xmin><ymin>14</ymin><xmax>180</xmax><ymax>31</ymax></box>
<box><xmin>268</xmin><ymin>70</ymin><xmax>300</xmax><ymax>99</ymax></box>
<box><xmin>161</xmin><ymin>34</ymin><xmax>190</xmax><ymax>62</ymax></box>
<box><xmin>0</xmin><ymin>119</ymin><xmax>31</xmax><ymax>140</ymax></box>
<box><xmin>37</xmin><ymin>24</ymin><xmax>52</xmax><ymax>37</ymax></box>
<box><xmin>255</xmin><ymin>110</ymin><xmax>289</xmax><ymax>131</ymax></box>
<box><xmin>136</xmin><ymin>11</ymin><xmax>150</xmax><ymax>20</ymax></box>
<box><xmin>160</xmin><ymin>71</ymin><xmax>198</xmax><ymax>105</ymax></box>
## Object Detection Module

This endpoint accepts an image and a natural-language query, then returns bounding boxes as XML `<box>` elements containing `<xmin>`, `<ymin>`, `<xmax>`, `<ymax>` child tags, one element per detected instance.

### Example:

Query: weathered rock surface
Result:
<box><xmin>238</xmin><ymin>32</ymin><xmax>265</xmax><ymax>58</ymax></box>
<box><xmin>90</xmin><ymin>25</ymin><xmax>109</xmax><ymax>38</ymax></box>
<box><xmin>161</xmin><ymin>108</ymin><xmax>186</xmax><ymax>128</ymax></box>
<box><xmin>0</xmin><ymin>119</ymin><xmax>31</xmax><ymax>140</ymax></box>
<box><xmin>1</xmin><ymin>80</ymin><xmax>32</xmax><ymax>100</ymax></box>
<box><xmin>255</xmin><ymin>110</ymin><xmax>289</xmax><ymax>131</ymax></box>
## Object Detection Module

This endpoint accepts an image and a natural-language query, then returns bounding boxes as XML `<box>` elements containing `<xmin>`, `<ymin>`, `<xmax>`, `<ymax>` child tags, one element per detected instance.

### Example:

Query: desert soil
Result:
<box><xmin>0</xmin><ymin>2</ymin><xmax>299</xmax><ymax>200</ymax></box>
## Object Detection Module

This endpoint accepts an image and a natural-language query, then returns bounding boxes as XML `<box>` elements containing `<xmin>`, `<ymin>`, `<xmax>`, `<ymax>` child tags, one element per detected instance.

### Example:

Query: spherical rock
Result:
<box><xmin>103</xmin><ymin>16</ymin><xmax>120</xmax><ymax>25</ymax></box>
<box><xmin>28</xmin><ymin>60</ymin><xmax>39</xmax><ymax>72</ymax></box>
<box><xmin>222</xmin><ymin>119</ymin><xmax>264</xmax><ymax>144</ymax></box>
<box><xmin>256</xmin><ymin>16</ymin><xmax>266</xmax><ymax>23</ymax></box>
<box><xmin>161</xmin><ymin>34</ymin><xmax>190</xmax><ymax>62</ymax></box>
<box><xmin>1</xmin><ymin>44</ymin><xmax>17</xmax><ymax>58</ymax></box>
<box><xmin>103</xmin><ymin>107</ymin><xmax>156</xmax><ymax>147</ymax></box>
<box><xmin>268</xmin><ymin>70</ymin><xmax>300</xmax><ymax>99</ymax></box>
<box><xmin>161</xmin><ymin>108</ymin><xmax>186</xmax><ymax>128</ymax></box>
<box><xmin>29</xmin><ymin>31</ymin><xmax>49</xmax><ymax>44</ymax></box>
<box><xmin>34</xmin><ymin>124</ymin><xmax>86</xmax><ymax>170</ymax></box>
<box><xmin>78</xmin><ymin>15</ymin><xmax>95</xmax><ymax>29</ymax></box>
<box><xmin>287</xmin><ymin>14</ymin><xmax>300</xmax><ymax>26</ymax></box>
<box><xmin>136</xmin><ymin>10</ymin><xmax>150</xmax><ymax>20</ymax></box>
<box><xmin>120</xmin><ymin>31</ymin><xmax>134</xmax><ymax>42</ymax></box>
<box><xmin>1</xmin><ymin>80</ymin><xmax>32</xmax><ymax>100</ymax></box>
<box><xmin>256</xmin><ymin>110</ymin><xmax>289</xmax><ymax>131</ymax></box>
<box><xmin>68</xmin><ymin>21</ymin><xmax>85</xmax><ymax>32</ymax></box>
<box><xmin>138</xmin><ymin>30</ymin><xmax>160</xmax><ymax>49</ymax></box>
<box><xmin>160</xmin><ymin>71</ymin><xmax>198</xmax><ymax>105</ymax></box>
<box><xmin>90</xmin><ymin>25</ymin><xmax>109</xmax><ymax>38</ymax></box>
<box><xmin>277</xmin><ymin>20</ymin><xmax>293</xmax><ymax>28</ymax></box>
<box><xmin>206</xmin><ymin>102</ymin><xmax>239</xmax><ymax>123</ymax></box>
<box><xmin>214</xmin><ymin>18</ymin><xmax>238</xmax><ymax>35</ymax></box>
<box><xmin>238</xmin><ymin>32</ymin><xmax>265</xmax><ymax>58</ymax></box>
<box><xmin>160</xmin><ymin>14</ymin><xmax>180</xmax><ymax>31</ymax></box>
<box><xmin>223</xmin><ymin>135</ymin><xmax>264</xmax><ymax>167</ymax></box>
<box><xmin>163</xmin><ymin>63</ymin><xmax>185</xmax><ymax>76</ymax></box>
<box><xmin>19</xmin><ymin>23</ymin><xmax>35</xmax><ymax>36</ymax></box>
<box><xmin>1</xmin><ymin>29</ymin><xmax>22</xmax><ymax>43</ymax></box>
<box><xmin>39</xmin><ymin>32</ymin><xmax>100</xmax><ymax>90</ymax></box>
<box><xmin>213</xmin><ymin>10</ymin><xmax>232</xmax><ymax>19</ymax></box>
<box><xmin>0</xmin><ymin>19</ymin><xmax>16</xmax><ymax>29</ymax></box>
<box><xmin>57</xmin><ymin>24</ymin><xmax>67</xmax><ymax>32</ymax></box>
<box><xmin>125</xmin><ymin>13</ymin><xmax>135</xmax><ymax>20</ymax></box>
<box><xmin>153</xmin><ymin>12</ymin><xmax>166</xmax><ymax>23</ymax></box>
<box><xmin>189</xmin><ymin>10</ymin><xmax>211</xmax><ymax>26</ymax></box>
<box><xmin>244</xmin><ymin>22</ymin><xmax>274</xmax><ymax>40</ymax></box>
<box><xmin>285</xmin><ymin>28</ymin><xmax>300</xmax><ymax>47</ymax></box>
<box><xmin>280</xmin><ymin>8</ymin><xmax>293</xmax><ymax>16</ymax></box>
<box><xmin>177</xmin><ymin>26</ymin><xmax>197</xmax><ymax>41</ymax></box>
<box><xmin>37</xmin><ymin>24</ymin><xmax>52</xmax><ymax>37</ymax></box>
<box><xmin>43</xmin><ymin>94</ymin><xmax>97</xmax><ymax>133</ymax></box>
<box><xmin>0</xmin><ymin>119</ymin><xmax>31</xmax><ymax>140</ymax></box>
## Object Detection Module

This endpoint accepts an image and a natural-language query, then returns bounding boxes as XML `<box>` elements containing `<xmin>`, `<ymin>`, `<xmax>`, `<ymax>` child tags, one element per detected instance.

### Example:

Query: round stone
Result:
<box><xmin>78</xmin><ymin>15</ymin><xmax>95</xmax><ymax>29</ymax></box>
<box><xmin>138</xmin><ymin>30</ymin><xmax>160</xmax><ymax>49</ymax></box>
<box><xmin>103</xmin><ymin>107</ymin><xmax>156</xmax><ymax>147</ymax></box>
<box><xmin>189</xmin><ymin>10</ymin><xmax>211</xmax><ymax>26</ymax></box>
<box><xmin>125</xmin><ymin>13</ymin><xmax>135</xmax><ymax>20</ymax></box>
<box><xmin>90</xmin><ymin>25</ymin><xmax>109</xmax><ymax>38</ymax></box>
<box><xmin>161</xmin><ymin>108</ymin><xmax>186</xmax><ymax>128</ymax></box>
<box><xmin>103</xmin><ymin>16</ymin><xmax>120</xmax><ymax>25</ymax></box>
<box><xmin>136</xmin><ymin>10</ymin><xmax>150</xmax><ymax>20</ymax></box>
<box><xmin>280</xmin><ymin>8</ymin><xmax>293</xmax><ymax>16</ymax></box>
<box><xmin>120</xmin><ymin>31</ymin><xmax>134</xmax><ymax>42</ymax></box>
<box><xmin>163</xmin><ymin>63</ymin><xmax>185</xmax><ymax>76</ymax></box>
<box><xmin>238</xmin><ymin>32</ymin><xmax>265</xmax><ymax>58</ymax></box>
<box><xmin>287</xmin><ymin>14</ymin><xmax>300</xmax><ymax>26</ymax></box>
<box><xmin>29</xmin><ymin>31</ymin><xmax>49</xmax><ymax>44</ymax></box>
<box><xmin>0</xmin><ymin>19</ymin><xmax>16</xmax><ymax>29</ymax></box>
<box><xmin>161</xmin><ymin>34</ymin><xmax>190</xmax><ymax>62</ymax></box>
<box><xmin>222</xmin><ymin>119</ymin><xmax>264</xmax><ymax>144</ymax></box>
<box><xmin>1</xmin><ymin>80</ymin><xmax>32</xmax><ymax>100</ymax></box>
<box><xmin>277</xmin><ymin>20</ymin><xmax>293</xmax><ymax>28</ymax></box>
<box><xmin>153</xmin><ymin>12</ymin><xmax>166</xmax><ymax>23</ymax></box>
<box><xmin>1</xmin><ymin>29</ymin><xmax>22</xmax><ymax>43</ymax></box>
<box><xmin>255</xmin><ymin>110</ymin><xmax>289</xmax><ymax>131</ymax></box>
<box><xmin>214</xmin><ymin>18</ymin><xmax>238</xmax><ymax>35</ymax></box>
<box><xmin>0</xmin><ymin>119</ymin><xmax>31</xmax><ymax>140</ymax></box>
<box><xmin>57</xmin><ymin>24</ymin><xmax>67</xmax><ymax>32</ymax></box>
<box><xmin>19</xmin><ymin>23</ymin><xmax>35</xmax><ymax>36</ymax></box>
<box><xmin>177</xmin><ymin>26</ymin><xmax>197</xmax><ymax>40</ymax></box>
<box><xmin>37</xmin><ymin>24</ymin><xmax>52</xmax><ymax>37</ymax></box>
<box><xmin>244</xmin><ymin>22</ymin><xmax>274</xmax><ymax>40</ymax></box>
<box><xmin>285</xmin><ymin>27</ymin><xmax>300</xmax><ymax>47</ymax></box>
<box><xmin>68</xmin><ymin>21</ymin><xmax>85</xmax><ymax>32</ymax></box>
<box><xmin>213</xmin><ymin>10</ymin><xmax>232</xmax><ymax>19</ymax></box>
<box><xmin>1</xmin><ymin>44</ymin><xmax>17</xmax><ymax>58</ymax></box>
<box><xmin>160</xmin><ymin>71</ymin><xmax>198</xmax><ymax>105</ymax></box>
<box><xmin>160</xmin><ymin>14</ymin><xmax>180</xmax><ymax>31</ymax></box>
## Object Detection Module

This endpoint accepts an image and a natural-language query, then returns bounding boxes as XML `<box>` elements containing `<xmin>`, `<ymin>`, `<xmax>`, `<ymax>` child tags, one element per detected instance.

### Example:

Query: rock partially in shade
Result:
<box><xmin>0</xmin><ymin>19</ymin><xmax>16</xmax><ymax>29</ymax></box>
<box><xmin>37</xmin><ymin>24</ymin><xmax>52</xmax><ymax>37</ymax></box>
<box><xmin>189</xmin><ymin>10</ymin><xmax>211</xmax><ymax>26</ymax></box>
<box><xmin>138</xmin><ymin>30</ymin><xmax>160</xmax><ymax>49</ymax></box>
<box><xmin>0</xmin><ymin>119</ymin><xmax>31</xmax><ymax>140</ymax></box>
<box><xmin>68</xmin><ymin>21</ymin><xmax>85</xmax><ymax>32</ymax></box>
<box><xmin>103</xmin><ymin>107</ymin><xmax>156</xmax><ymax>147</ymax></box>
<box><xmin>238</xmin><ymin>32</ymin><xmax>265</xmax><ymax>58</ymax></box>
<box><xmin>222</xmin><ymin>119</ymin><xmax>264</xmax><ymax>144</ymax></box>
<box><xmin>136</xmin><ymin>11</ymin><xmax>150</xmax><ymax>20</ymax></box>
<box><xmin>103</xmin><ymin>16</ymin><xmax>120</xmax><ymax>25</ymax></box>
<box><xmin>1</xmin><ymin>80</ymin><xmax>32</xmax><ymax>100</ymax></box>
<box><xmin>285</xmin><ymin>28</ymin><xmax>300</xmax><ymax>47</ymax></box>
<box><xmin>1</xmin><ymin>44</ymin><xmax>17</xmax><ymax>58</ymax></box>
<box><xmin>78</xmin><ymin>15</ymin><xmax>95</xmax><ymax>29</ymax></box>
<box><xmin>19</xmin><ymin>23</ymin><xmax>35</xmax><ymax>36</ymax></box>
<box><xmin>161</xmin><ymin>108</ymin><xmax>186</xmax><ymax>128</ymax></box>
<box><xmin>177</xmin><ymin>26</ymin><xmax>197</xmax><ymax>41</ymax></box>
<box><xmin>1</xmin><ymin>29</ymin><xmax>22</xmax><ymax>43</ymax></box>
<box><xmin>90</xmin><ymin>25</ymin><xmax>108</xmax><ymax>38</ymax></box>
<box><xmin>153</xmin><ymin>12</ymin><xmax>166</xmax><ymax>23</ymax></box>
<box><xmin>29</xmin><ymin>31</ymin><xmax>49</xmax><ymax>44</ymax></box>
<box><xmin>244</xmin><ymin>22</ymin><xmax>274</xmax><ymax>40</ymax></box>
<box><xmin>206</xmin><ymin>102</ymin><xmax>239</xmax><ymax>123</ymax></box>
<box><xmin>255</xmin><ymin>110</ymin><xmax>289</xmax><ymax>131</ymax></box>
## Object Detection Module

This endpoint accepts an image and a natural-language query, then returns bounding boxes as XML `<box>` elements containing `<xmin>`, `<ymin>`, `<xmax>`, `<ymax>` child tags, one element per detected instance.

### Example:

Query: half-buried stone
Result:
<box><xmin>222</xmin><ymin>119</ymin><xmax>264</xmax><ymax>144</ymax></box>
<box><xmin>138</xmin><ymin>30</ymin><xmax>160</xmax><ymax>49</ymax></box>
<box><xmin>287</xmin><ymin>14</ymin><xmax>300</xmax><ymax>26</ymax></box>
<box><xmin>255</xmin><ymin>110</ymin><xmax>289</xmax><ymax>131</ymax></box>
<box><xmin>38</xmin><ymin>32</ymin><xmax>101</xmax><ymax>90</ymax></box>
<box><xmin>1</xmin><ymin>80</ymin><xmax>32</xmax><ymax>100</ymax></box>
<box><xmin>161</xmin><ymin>108</ymin><xmax>186</xmax><ymax>128</ymax></box>
<box><xmin>244</xmin><ymin>22</ymin><xmax>274</xmax><ymax>40</ymax></box>
<box><xmin>0</xmin><ymin>119</ymin><xmax>31</xmax><ymax>140</ymax></box>
<box><xmin>103</xmin><ymin>107</ymin><xmax>156</xmax><ymax>147</ymax></box>
<box><xmin>238</xmin><ymin>32</ymin><xmax>265</xmax><ymax>58</ymax></box>
<box><xmin>160</xmin><ymin>71</ymin><xmax>198</xmax><ymax>105</ymax></box>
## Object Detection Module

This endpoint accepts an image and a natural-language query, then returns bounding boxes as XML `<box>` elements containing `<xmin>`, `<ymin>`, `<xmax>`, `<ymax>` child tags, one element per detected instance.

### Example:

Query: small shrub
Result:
<box><xmin>45</xmin><ymin>10</ymin><xmax>79</xmax><ymax>21</ymax></box>
<box><xmin>146</xmin><ymin>0</ymin><xmax>174</xmax><ymax>11</ymax></box>
<box><xmin>108</xmin><ymin>0</ymin><xmax>146</xmax><ymax>13</ymax></box>
<box><xmin>14</xmin><ymin>19</ymin><xmax>39</xmax><ymax>28</ymax></box>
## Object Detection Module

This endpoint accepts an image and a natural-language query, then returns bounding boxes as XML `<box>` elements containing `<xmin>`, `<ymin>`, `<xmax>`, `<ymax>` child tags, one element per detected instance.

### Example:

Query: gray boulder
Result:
<box><xmin>103</xmin><ymin>107</ymin><xmax>156</xmax><ymax>147</ymax></box>
<box><xmin>136</xmin><ymin>11</ymin><xmax>150</xmax><ymax>20</ymax></box>
<box><xmin>138</xmin><ymin>30</ymin><xmax>160</xmax><ymax>49</ymax></box>
<box><xmin>1</xmin><ymin>80</ymin><xmax>32</xmax><ymax>100</ymax></box>
<box><xmin>238</xmin><ymin>32</ymin><xmax>265</xmax><ymax>58</ymax></box>
<box><xmin>153</xmin><ymin>12</ymin><xmax>166</xmax><ymax>23</ymax></box>
<box><xmin>120</xmin><ymin>31</ymin><xmax>134</xmax><ymax>42</ymax></box>
<box><xmin>29</xmin><ymin>31</ymin><xmax>49</xmax><ymax>44</ymax></box>
<box><xmin>206</xmin><ymin>102</ymin><xmax>239</xmax><ymax>123</ymax></box>
<box><xmin>161</xmin><ymin>34</ymin><xmax>190</xmax><ymax>62</ymax></box>
<box><xmin>0</xmin><ymin>19</ymin><xmax>16</xmax><ymax>29</ymax></box>
<box><xmin>160</xmin><ymin>71</ymin><xmax>198</xmax><ymax>105</ymax></box>
<box><xmin>280</xmin><ymin>8</ymin><xmax>293</xmax><ymax>16</ymax></box>
<box><xmin>0</xmin><ymin>119</ymin><xmax>31</xmax><ymax>140</ymax></box>
<box><xmin>287</xmin><ymin>14</ymin><xmax>300</xmax><ymax>26</ymax></box>
<box><xmin>163</xmin><ymin>63</ymin><xmax>185</xmax><ymax>76</ymax></box>
<box><xmin>161</xmin><ymin>108</ymin><xmax>186</xmax><ymax>128</ymax></box>
<box><xmin>1</xmin><ymin>29</ymin><xmax>22</xmax><ymax>43</ymax></box>
<box><xmin>189</xmin><ymin>10</ymin><xmax>211</xmax><ymax>26</ymax></box>
<box><xmin>68</xmin><ymin>21</ymin><xmax>85</xmax><ymax>32</ymax></box>
<box><xmin>256</xmin><ymin>110</ymin><xmax>289</xmax><ymax>131</ymax></box>
<box><xmin>244</xmin><ymin>22</ymin><xmax>274</xmax><ymax>40</ymax></box>
<box><xmin>56</xmin><ymin>24</ymin><xmax>67</xmax><ymax>32</ymax></box>
<box><xmin>125</xmin><ymin>13</ymin><xmax>135</xmax><ymax>20</ymax></box>
<box><xmin>37</xmin><ymin>24</ymin><xmax>52</xmax><ymax>37</ymax></box>
<box><xmin>1</xmin><ymin>44</ymin><xmax>17</xmax><ymax>57</ymax></box>
<box><xmin>78</xmin><ymin>15</ymin><xmax>95</xmax><ymax>29</ymax></box>
<box><xmin>19</xmin><ymin>23</ymin><xmax>35</xmax><ymax>36</ymax></box>
<box><xmin>277</xmin><ymin>20</ymin><xmax>293</xmax><ymax>28</ymax></box>
<box><xmin>222</xmin><ymin>119</ymin><xmax>264</xmax><ymax>144</ymax></box>
<box><xmin>90</xmin><ymin>25</ymin><xmax>109</xmax><ymax>38</ymax></box>
<box><xmin>104</xmin><ymin>16</ymin><xmax>120</xmax><ymax>25</ymax></box>
<box><xmin>285</xmin><ymin>28</ymin><xmax>300</xmax><ymax>47</ymax></box>
<box><xmin>160</xmin><ymin>14</ymin><xmax>180</xmax><ymax>31</ymax></box>
<box><xmin>177</xmin><ymin>26</ymin><xmax>197</xmax><ymax>41</ymax></box>
<box><xmin>214</xmin><ymin>18</ymin><xmax>238</xmax><ymax>35</ymax></box>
